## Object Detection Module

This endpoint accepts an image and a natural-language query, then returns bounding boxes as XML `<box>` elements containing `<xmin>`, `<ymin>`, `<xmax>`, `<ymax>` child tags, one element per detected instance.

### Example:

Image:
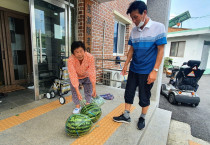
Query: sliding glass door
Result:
<box><xmin>30</xmin><ymin>0</ymin><xmax>72</xmax><ymax>100</ymax></box>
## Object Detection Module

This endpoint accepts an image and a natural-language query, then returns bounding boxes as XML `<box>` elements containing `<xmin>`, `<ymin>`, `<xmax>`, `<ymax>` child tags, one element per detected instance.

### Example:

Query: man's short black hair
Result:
<box><xmin>71</xmin><ymin>41</ymin><xmax>86</xmax><ymax>54</ymax></box>
<box><xmin>127</xmin><ymin>1</ymin><xmax>147</xmax><ymax>15</ymax></box>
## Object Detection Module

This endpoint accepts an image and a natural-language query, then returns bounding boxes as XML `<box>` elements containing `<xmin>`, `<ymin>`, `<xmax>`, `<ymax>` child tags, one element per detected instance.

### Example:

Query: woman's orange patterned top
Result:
<box><xmin>67</xmin><ymin>52</ymin><xmax>96</xmax><ymax>88</ymax></box>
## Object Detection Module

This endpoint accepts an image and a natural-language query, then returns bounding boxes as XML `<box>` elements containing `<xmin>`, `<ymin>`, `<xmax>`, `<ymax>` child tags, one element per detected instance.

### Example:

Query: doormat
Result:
<box><xmin>0</xmin><ymin>85</ymin><xmax>25</xmax><ymax>94</ymax></box>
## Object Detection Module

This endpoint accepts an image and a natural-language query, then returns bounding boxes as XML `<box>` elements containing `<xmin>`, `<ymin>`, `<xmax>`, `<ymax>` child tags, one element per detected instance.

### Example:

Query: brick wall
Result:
<box><xmin>77</xmin><ymin>0</ymin><xmax>135</xmax><ymax>83</ymax></box>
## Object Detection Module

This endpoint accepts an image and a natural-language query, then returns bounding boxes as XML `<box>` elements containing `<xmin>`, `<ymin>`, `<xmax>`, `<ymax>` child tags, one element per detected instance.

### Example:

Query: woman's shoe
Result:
<box><xmin>73</xmin><ymin>107</ymin><xmax>81</xmax><ymax>114</ymax></box>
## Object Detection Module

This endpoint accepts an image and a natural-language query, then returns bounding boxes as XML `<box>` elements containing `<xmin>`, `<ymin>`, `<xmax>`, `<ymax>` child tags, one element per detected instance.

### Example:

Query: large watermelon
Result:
<box><xmin>65</xmin><ymin>114</ymin><xmax>92</xmax><ymax>137</ymax></box>
<box><xmin>80</xmin><ymin>104</ymin><xmax>102</xmax><ymax>123</ymax></box>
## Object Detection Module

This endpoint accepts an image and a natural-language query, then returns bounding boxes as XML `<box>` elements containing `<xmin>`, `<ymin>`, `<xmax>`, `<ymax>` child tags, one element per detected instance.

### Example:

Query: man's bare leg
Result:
<box><xmin>125</xmin><ymin>103</ymin><xmax>131</xmax><ymax>111</ymax></box>
<box><xmin>142</xmin><ymin>106</ymin><xmax>149</xmax><ymax>114</ymax></box>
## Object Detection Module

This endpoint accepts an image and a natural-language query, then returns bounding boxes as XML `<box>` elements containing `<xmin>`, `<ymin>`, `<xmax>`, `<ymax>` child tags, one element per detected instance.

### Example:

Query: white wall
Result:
<box><xmin>165</xmin><ymin>35</ymin><xmax>208</xmax><ymax>67</ymax></box>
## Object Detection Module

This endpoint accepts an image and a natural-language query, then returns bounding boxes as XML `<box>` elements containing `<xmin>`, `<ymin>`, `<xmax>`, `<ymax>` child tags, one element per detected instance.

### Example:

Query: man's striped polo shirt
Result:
<box><xmin>128</xmin><ymin>19</ymin><xmax>167</xmax><ymax>74</ymax></box>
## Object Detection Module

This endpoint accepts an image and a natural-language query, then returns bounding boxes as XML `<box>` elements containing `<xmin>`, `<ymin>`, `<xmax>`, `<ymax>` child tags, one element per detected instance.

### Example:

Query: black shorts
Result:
<box><xmin>124</xmin><ymin>70</ymin><xmax>154</xmax><ymax>107</ymax></box>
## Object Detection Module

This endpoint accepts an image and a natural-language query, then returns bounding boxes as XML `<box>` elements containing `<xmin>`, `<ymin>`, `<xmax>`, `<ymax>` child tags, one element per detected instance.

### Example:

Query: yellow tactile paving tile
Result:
<box><xmin>71</xmin><ymin>103</ymin><xmax>135</xmax><ymax>145</ymax></box>
<box><xmin>0</xmin><ymin>95</ymin><xmax>72</xmax><ymax>132</ymax></box>
<box><xmin>189</xmin><ymin>140</ymin><xmax>201</xmax><ymax>145</ymax></box>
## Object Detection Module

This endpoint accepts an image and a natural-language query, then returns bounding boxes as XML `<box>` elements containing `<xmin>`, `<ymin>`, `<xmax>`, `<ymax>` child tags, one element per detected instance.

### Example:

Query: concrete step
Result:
<box><xmin>168</xmin><ymin>120</ymin><xmax>210</xmax><ymax>145</ymax></box>
<box><xmin>104</xmin><ymin>100</ymin><xmax>158</xmax><ymax>145</ymax></box>
<box><xmin>168</xmin><ymin>120</ymin><xmax>192</xmax><ymax>145</ymax></box>
<box><xmin>85</xmin><ymin>85</ymin><xmax>159</xmax><ymax>145</ymax></box>
<box><xmin>0</xmin><ymin>85</ymin><xmax>169</xmax><ymax>145</ymax></box>
<box><xmin>138</xmin><ymin>108</ymin><xmax>172</xmax><ymax>145</ymax></box>
<box><xmin>191</xmin><ymin>136</ymin><xmax>210</xmax><ymax>145</ymax></box>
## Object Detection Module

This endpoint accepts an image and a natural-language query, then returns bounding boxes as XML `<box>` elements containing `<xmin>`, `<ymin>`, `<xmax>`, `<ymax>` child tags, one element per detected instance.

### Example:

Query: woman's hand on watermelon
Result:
<box><xmin>92</xmin><ymin>85</ymin><xmax>96</xmax><ymax>98</ymax></box>
<box><xmin>77</xmin><ymin>92</ymin><xmax>82</xmax><ymax>101</ymax></box>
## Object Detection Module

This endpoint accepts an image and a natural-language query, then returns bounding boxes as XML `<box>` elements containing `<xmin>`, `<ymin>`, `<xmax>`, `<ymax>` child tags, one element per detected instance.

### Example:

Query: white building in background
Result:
<box><xmin>165</xmin><ymin>27</ymin><xmax>210</xmax><ymax>74</ymax></box>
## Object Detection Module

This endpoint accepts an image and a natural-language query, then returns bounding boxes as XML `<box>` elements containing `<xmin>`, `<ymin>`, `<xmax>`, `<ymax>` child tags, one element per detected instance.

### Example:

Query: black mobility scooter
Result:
<box><xmin>161</xmin><ymin>60</ymin><xmax>205</xmax><ymax>107</ymax></box>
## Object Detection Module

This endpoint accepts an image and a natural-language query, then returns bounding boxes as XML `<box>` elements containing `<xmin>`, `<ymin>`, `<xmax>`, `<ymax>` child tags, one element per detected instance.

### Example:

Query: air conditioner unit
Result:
<box><xmin>103</xmin><ymin>69</ymin><xmax>124</xmax><ymax>88</ymax></box>
<box><xmin>103</xmin><ymin>70</ymin><xmax>111</xmax><ymax>86</ymax></box>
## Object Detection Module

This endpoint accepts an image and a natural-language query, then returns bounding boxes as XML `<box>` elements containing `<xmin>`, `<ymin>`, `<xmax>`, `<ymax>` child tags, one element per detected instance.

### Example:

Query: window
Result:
<box><xmin>170</xmin><ymin>41</ymin><xmax>186</xmax><ymax>57</ymax></box>
<box><xmin>113</xmin><ymin>21</ymin><xmax>126</xmax><ymax>55</ymax></box>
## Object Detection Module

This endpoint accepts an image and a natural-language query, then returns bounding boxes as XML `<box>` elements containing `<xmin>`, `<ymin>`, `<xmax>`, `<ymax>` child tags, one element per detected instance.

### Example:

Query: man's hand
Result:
<box><xmin>75</xmin><ymin>88</ymin><xmax>82</xmax><ymax>101</ymax></box>
<box><xmin>92</xmin><ymin>86</ymin><xmax>96</xmax><ymax>98</ymax></box>
<box><xmin>147</xmin><ymin>70</ymin><xmax>157</xmax><ymax>84</ymax></box>
<box><xmin>121</xmin><ymin>65</ymin><xmax>128</xmax><ymax>76</ymax></box>
<box><xmin>121</xmin><ymin>46</ymin><xmax>133</xmax><ymax>76</ymax></box>
<box><xmin>147</xmin><ymin>44</ymin><xmax>164</xmax><ymax>84</ymax></box>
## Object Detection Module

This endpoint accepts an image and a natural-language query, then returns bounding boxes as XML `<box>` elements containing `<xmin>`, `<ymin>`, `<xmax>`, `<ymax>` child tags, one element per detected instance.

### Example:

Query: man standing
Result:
<box><xmin>113</xmin><ymin>1</ymin><xmax>167</xmax><ymax>130</ymax></box>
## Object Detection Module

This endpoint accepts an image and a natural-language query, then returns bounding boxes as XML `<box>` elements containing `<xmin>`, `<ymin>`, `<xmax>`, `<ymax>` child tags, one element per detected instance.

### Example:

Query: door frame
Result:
<box><xmin>4</xmin><ymin>12</ymin><xmax>31</xmax><ymax>84</ymax></box>
<box><xmin>0</xmin><ymin>7</ymin><xmax>31</xmax><ymax>85</ymax></box>
<box><xmin>29</xmin><ymin>0</ymin><xmax>67</xmax><ymax>100</ymax></box>
<box><xmin>0</xmin><ymin>10</ymin><xmax>10</xmax><ymax>85</ymax></box>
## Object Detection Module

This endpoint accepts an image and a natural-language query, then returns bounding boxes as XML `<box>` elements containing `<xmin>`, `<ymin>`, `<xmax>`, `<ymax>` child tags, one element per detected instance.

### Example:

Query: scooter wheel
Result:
<box><xmin>46</xmin><ymin>93</ymin><xmax>51</xmax><ymax>99</ymax></box>
<box><xmin>50</xmin><ymin>91</ymin><xmax>55</xmax><ymax>98</ymax></box>
<box><xmin>59</xmin><ymin>96</ymin><xmax>65</xmax><ymax>105</ymax></box>
<box><xmin>168</xmin><ymin>93</ymin><xmax>176</xmax><ymax>104</ymax></box>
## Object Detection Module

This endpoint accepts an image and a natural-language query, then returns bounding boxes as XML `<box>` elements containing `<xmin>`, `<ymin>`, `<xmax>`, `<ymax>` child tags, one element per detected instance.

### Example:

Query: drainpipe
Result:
<box><xmin>102</xmin><ymin>20</ymin><xmax>106</xmax><ymax>84</ymax></box>
<box><xmin>102</xmin><ymin>20</ymin><xmax>106</xmax><ymax>68</ymax></box>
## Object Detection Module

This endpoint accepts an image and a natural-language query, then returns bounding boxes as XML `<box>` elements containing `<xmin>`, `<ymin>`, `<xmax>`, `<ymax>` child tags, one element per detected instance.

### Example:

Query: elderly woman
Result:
<box><xmin>68</xmin><ymin>41</ymin><xmax>96</xmax><ymax>114</ymax></box>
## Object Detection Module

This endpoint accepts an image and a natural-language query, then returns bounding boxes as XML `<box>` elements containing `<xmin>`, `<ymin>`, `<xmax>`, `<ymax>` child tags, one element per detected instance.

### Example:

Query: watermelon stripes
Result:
<box><xmin>80</xmin><ymin>104</ymin><xmax>102</xmax><ymax>123</ymax></box>
<box><xmin>65</xmin><ymin>114</ymin><xmax>92</xmax><ymax>137</ymax></box>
